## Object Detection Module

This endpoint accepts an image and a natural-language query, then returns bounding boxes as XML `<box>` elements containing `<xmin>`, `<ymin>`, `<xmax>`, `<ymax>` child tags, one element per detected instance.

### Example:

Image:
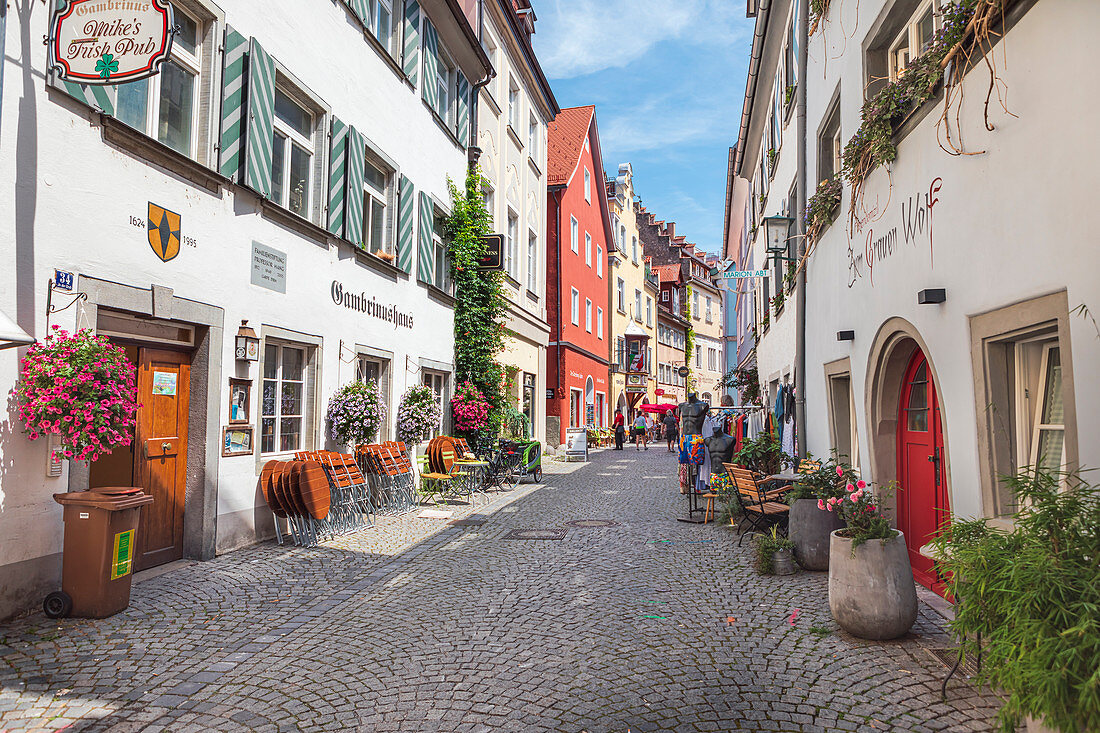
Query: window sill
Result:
<box><xmin>482</xmin><ymin>91</ymin><xmax>502</xmax><ymax>117</ymax></box>
<box><xmin>422</xmin><ymin>281</ymin><xmax>456</xmax><ymax>306</ymax></box>
<box><xmin>504</xmin><ymin>273</ymin><xmax>521</xmax><ymax>289</ymax></box>
<box><xmin>506</xmin><ymin>124</ymin><xmax>524</xmax><ymax>150</ymax></box>
<box><xmin>528</xmin><ymin>156</ymin><xmax>541</xmax><ymax>178</ymax></box>
<box><xmin>261</xmin><ymin>199</ymin><xmax>329</xmax><ymax>245</ymax></box>
<box><xmin>351</xmin><ymin>245</ymin><xmax>407</xmax><ymax>279</ymax></box>
<box><xmin>423</xmin><ymin>99</ymin><xmax>464</xmax><ymax>149</ymax></box>
<box><xmin>525</xmin><ymin>289</ymin><xmax>540</xmax><ymax>303</ymax></box>
<box><xmin>100</xmin><ymin>116</ymin><xmax>224</xmax><ymax>195</ymax></box>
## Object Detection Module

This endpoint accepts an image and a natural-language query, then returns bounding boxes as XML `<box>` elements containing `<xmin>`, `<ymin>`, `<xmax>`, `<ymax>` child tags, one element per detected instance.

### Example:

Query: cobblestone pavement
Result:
<box><xmin>0</xmin><ymin>449</ymin><xmax>1003</xmax><ymax>732</ymax></box>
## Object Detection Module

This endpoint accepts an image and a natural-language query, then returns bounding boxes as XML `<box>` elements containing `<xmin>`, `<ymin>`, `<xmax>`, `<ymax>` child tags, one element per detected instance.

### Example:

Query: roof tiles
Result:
<box><xmin>547</xmin><ymin>105</ymin><xmax>595</xmax><ymax>187</ymax></box>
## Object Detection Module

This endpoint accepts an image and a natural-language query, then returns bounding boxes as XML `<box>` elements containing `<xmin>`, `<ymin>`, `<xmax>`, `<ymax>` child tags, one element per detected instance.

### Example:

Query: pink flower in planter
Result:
<box><xmin>818</xmin><ymin>499</ymin><xmax>826</xmax><ymax>510</ymax></box>
<box><xmin>846</xmin><ymin>482</ymin><xmax>855</xmax><ymax>492</ymax></box>
<box><xmin>836</xmin><ymin>466</ymin><xmax>844</xmax><ymax>477</ymax></box>
<box><xmin>856</xmin><ymin>480</ymin><xmax>867</xmax><ymax>489</ymax></box>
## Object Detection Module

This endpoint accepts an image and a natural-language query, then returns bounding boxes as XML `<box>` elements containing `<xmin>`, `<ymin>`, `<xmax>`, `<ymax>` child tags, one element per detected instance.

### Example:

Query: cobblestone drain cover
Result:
<box><xmin>563</xmin><ymin>519</ymin><xmax>620</xmax><ymax>528</ymax></box>
<box><xmin>928</xmin><ymin>648</ymin><xmax>981</xmax><ymax>679</ymax></box>
<box><xmin>502</xmin><ymin>528</ymin><xmax>568</xmax><ymax>540</ymax></box>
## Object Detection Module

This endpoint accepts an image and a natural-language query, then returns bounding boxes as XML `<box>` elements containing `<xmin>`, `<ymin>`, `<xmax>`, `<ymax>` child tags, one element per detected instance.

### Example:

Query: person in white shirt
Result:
<box><xmin>632</xmin><ymin>413</ymin><xmax>649</xmax><ymax>451</ymax></box>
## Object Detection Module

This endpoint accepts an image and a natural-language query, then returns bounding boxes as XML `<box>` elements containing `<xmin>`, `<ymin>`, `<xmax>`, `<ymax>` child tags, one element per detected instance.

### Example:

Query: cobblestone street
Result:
<box><xmin>0</xmin><ymin>449</ymin><xmax>1002</xmax><ymax>732</ymax></box>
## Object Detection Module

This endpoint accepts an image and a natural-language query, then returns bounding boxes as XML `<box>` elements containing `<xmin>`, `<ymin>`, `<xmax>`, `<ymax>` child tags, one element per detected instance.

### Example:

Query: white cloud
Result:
<box><xmin>534</xmin><ymin>0</ymin><xmax>703</xmax><ymax>79</ymax></box>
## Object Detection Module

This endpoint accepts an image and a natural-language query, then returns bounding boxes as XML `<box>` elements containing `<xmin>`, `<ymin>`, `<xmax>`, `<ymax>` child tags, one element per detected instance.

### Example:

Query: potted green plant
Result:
<box><xmin>786</xmin><ymin>458</ymin><xmax>853</xmax><ymax>570</ymax></box>
<box><xmin>930</xmin><ymin>470</ymin><xmax>1100</xmax><ymax>733</ymax></box>
<box><xmin>732</xmin><ymin>431</ymin><xmax>791</xmax><ymax>476</ymax></box>
<box><xmin>754</xmin><ymin>526</ymin><xmax>796</xmax><ymax>575</ymax></box>
<box><xmin>826</xmin><ymin>481</ymin><xmax>917</xmax><ymax>640</ymax></box>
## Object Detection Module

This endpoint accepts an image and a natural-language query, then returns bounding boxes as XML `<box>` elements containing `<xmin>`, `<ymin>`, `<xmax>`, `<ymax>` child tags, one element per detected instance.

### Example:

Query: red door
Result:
<box><xmin>896</xmin><ymin>350</ymin><xmax>948</xmax><ymax>594</ymax></box>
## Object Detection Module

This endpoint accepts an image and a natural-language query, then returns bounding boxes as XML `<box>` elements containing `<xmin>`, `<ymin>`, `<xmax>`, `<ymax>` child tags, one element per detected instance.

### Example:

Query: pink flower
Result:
<box><xmin>836</xmin><ymin>466</ymin><xmax>844</xmax><ymax>477</ymax></box>
<box><xmin>817</xmin><ymin>499</ymin><xmax>826</xmax><ymax>510</ymax></box>
<box><xmin>850</xmin><ymin>493</ymin><xmax>860</xmax><ymax>503</ymax></box>
<box><xmin>846</xmin><ymin>483</ymin><xmax>855</xmax><ymax>492</ymax></box>
<box><xmin>856</xmin><ymin>480</ymin><xmax>867</xmax><ymax>489</ymax></box>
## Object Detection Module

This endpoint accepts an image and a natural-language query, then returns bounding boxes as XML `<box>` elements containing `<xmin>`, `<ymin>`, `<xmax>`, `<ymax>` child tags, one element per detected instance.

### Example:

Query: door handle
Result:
<box><xmin>162</xmin><ymin>442</ymin><xmax>171</xmax><ymax>453</ymax></box>
<box><xmin>928</xmin><ymin>448</ymin><xmax>941</xmax><ymax>487</ymax></box>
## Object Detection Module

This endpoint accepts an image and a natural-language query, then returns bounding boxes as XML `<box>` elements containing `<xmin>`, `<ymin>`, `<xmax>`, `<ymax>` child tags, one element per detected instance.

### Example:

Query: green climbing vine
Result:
<box><xmin>444</xmin><ymin>167</ymin><xmax>508</xmax><ymax>448</ymax></box>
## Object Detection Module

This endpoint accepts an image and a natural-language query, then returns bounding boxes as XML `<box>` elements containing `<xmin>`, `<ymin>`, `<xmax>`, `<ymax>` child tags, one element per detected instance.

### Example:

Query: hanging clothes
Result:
<box><xmin>784</xmin><ymin>385</ymin><xmax>796</xmax><ymax>424</ymax></box>
<box><xmin>781</xmin><ymin>411</ymin><xmax>796</xmax><ymax>459</ymax></box>
<box><xmin>734</xmin><ymin>414</ymin><xmax>746</xmax><ymax>453</ymax></box>
<box><xmin>699</xmin><ymin>412</ymin><xmax>716</xmax><ymax>487</ymax></box>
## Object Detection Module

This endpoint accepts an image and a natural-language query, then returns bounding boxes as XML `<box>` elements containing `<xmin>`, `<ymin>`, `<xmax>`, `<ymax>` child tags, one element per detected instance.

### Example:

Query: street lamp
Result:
<box><xmin>235</xmin><ymin>320</ymin><xmax>259</xmax><ymax>361</ymax></box>
<box><xmin>763</xmin><ymin>214</ymin><xmax>794</xmax><ymax>263</ymax></box>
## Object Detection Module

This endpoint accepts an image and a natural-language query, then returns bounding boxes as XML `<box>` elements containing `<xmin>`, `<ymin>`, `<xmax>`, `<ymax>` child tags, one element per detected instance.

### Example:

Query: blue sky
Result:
<box><xmin>532</xmin><ymin>1</ymin><xmax>755</xmax><ymax>256</ymax></box>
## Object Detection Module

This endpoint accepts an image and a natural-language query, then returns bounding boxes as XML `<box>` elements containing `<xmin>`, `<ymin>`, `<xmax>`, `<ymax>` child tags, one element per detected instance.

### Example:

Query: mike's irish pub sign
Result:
<box><xmin>49</xmin><ymin>1</ymin><xmax>175</xmax><ymax>85</ymax></box>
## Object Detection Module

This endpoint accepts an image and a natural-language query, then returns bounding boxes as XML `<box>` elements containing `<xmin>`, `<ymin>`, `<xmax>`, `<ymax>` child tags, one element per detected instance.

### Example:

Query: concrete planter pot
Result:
<box><xmin>828</xmin><ymin>530</ymin><xmax>918</xmax><ymax>640</ymax></box>
<box><xmin>789</xmin><ymin>499</ymin><xmax>845</xmax><ymax>571</ymax></box>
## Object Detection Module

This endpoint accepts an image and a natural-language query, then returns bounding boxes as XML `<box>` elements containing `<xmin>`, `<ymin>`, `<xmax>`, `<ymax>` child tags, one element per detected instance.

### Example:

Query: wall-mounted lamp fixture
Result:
<box><xmin>235</xmin><ymin>320</ymin><xmax>259</xmax><ymax>361</ymax></box>
<box><xmin>836</xmin><ymin>330</ymin><xmax>855</xmax><ymax>341</ymax></box>
<box><xmin>763</xmin><ymin>214</ymin><xmax>795</xmax><ymax>264</ymax></box>
<box><xmin>918</xmin><ymin>288</ymin><xmax>947</xmax><ymax>304</ymax></box>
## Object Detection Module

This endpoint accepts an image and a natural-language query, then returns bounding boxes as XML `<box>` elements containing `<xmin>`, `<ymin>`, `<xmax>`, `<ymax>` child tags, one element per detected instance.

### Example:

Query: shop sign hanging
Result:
<box><xmin>49</xmin><ymin>0</ymin><xmax>175</xmax><ymax>86</ymax></box>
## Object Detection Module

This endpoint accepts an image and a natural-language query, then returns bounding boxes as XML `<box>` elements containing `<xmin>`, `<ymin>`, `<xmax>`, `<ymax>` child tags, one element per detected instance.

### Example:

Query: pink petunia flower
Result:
<box><xmin>856</xmin><ymin>480</ymin><xmax>867</xmax><ymax>489</ymax></box>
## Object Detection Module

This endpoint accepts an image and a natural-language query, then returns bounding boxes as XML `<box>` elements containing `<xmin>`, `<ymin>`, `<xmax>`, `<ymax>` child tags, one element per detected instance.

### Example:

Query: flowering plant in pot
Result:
<box><xmin>325</xmin><ymin>381</ymin><xmax>386</xmax><ymax>448</ymax></box>
<box><xmin>395</xmin><ymin>385</ymin><xmax>441</xmax><ymax>445</ymax></box>
<box><xmin>451</xmin><ymin>381</ymin><xmax>490</xmax><ymax>434</ymax></box>
<box><xmin>16</xmin><ymin>327</ymin><xmax>139</xmax><ymax>462</ymax></box>
<box><xmin>826</xmin><ymin>479</ymin><xmax>916</xmax><ymax>640</ymax></box>
<box><xmin>785</xmin><ymin>458</ymin><xmax>855</xmax><ymax>570</ymax></box>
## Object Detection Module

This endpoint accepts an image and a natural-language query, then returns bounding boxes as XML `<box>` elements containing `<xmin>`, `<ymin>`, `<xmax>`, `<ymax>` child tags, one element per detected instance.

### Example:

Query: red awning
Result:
<box><xmin>640</xmin><ymin>403</ymin><xmax>678</xmax><ymax>414</ymax></box>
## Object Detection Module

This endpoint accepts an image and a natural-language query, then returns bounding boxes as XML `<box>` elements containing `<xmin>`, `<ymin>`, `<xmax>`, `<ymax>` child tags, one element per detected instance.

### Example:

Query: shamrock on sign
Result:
<box><xmin>95</xmin><ymin>54</ymin><xmax>119</xmax><ymax>81</ymax></box>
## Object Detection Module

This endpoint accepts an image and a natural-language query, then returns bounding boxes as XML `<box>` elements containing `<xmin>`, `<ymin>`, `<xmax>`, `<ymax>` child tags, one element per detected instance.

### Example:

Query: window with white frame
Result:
<box><xmin>570</xmin><ymin>288</ymin><xmax>579</xmax><ymax>325</ymax></box>
<box><xmin>362</xmin><ymin>156</ymin><xmax>393</xmax><ymax>255</ymax></box>
<box><xmin>261</xmin><ymin>342</ymin><xmax>312</xmax><ymax>454</ymax></box>
<box><xmin>596</xmin><ymin>245</ymin><xmax>603</xmax><ymax>277</ymax></box>
<box><xmin>585</xmin><ymin>298</ymin><xmax>592</xmax><ymax>333</ymax></box>
<box><xmin>583</xmin><ymin>167</ymin><xmax>591</xmax><ymax>202</ymax></box>
<box><xmin>708</xmin><ymin>348</ymin><xmax>717</xmax><ymax>371</ymax></box>
<box><xmin>819</xmin><ymin>99</ymin><xmax>842</xmax><ymax>183</ymax></box>
<box><xmin>616</xmin><ymin>278</ymin><xmax>625</xmax><ymax>313</ymax></box>
<box><xmin>367</xmin><ymin>0</ymin><xmax>394</xmax><ymax>52</ymax></box>
<box><xmin>508</xmin><ymin>78</ymin><xmax>519</xmax><ymax>130</ymax></box>
<box><xmin>632</xmin><ymin>236</ymin><xmax>638</xmax><ymax>264</ymax></box>
<box><xmin>634</xmin><ymin>290</ymin><xmax>642</xmax><ymax>322</ymax></box>
<box><xmin>271</xmin><ymin>87</ymin><xmax>315</xmax><ymax>218</ymax></box>
<box><xmin>422</xmin><ymin>370</ymin><xmax>449</xmax><ymax>439</ymax></box>
<box><xmin>705</xmin><ymin>295</ymin><xmax>713</xmax><ymax>323</ymax></box>
<box><xmin>889</xmin><ymin>0</ymin><xmax>940</xmax><ymax>80</ymax></box>
<box><xmin>528</xmin><ymin>113</ymin><xmax>538</xmax><ymax>157</ymax></box>
<box><xmin>505</xmin><ymin>210</ymin><xmax>519</xmax><ymax>280</ymax></box>
<box><xmin>585</xmin><ymin>232</ymin><xmax>592</xmax><ymax>267</ymax></box>
<box><xmin>481</xmin><ymin>183</ymin><xmax>494</xmax><ymax>229</ymax></box>
<box><xmin>646</xmin><ymin>297</ymin><xmax>652</xmax><ymax>327</ymax></box>
<box><xmin>693</xmin><ymin>291</ymin><xmax>700</xmax><ymax>319</ymax></box>
<box><xmin>114</xmin><ymin>5</ymin><xmax>203</xmax><ymax>158</ymax></box>
<box><xmin>570</xmin><ymin>216</ymin><xmax>578</xmax><ymax>253</ymax></box>
<box><xmin>695</xmin><ymin>345</ymin><xmax>702</xmax><ymax>368</ymax></box>
<box><xmin>526</xmin><ymin>230</ymin><xmax>538</xmax><ymax>292</ymax></box>
<box><xmin>436</xmin><ymin>46</ymin><xmax>455</xmax><ymax>126</ymax></box>
<box><xmin>429</xmin><ymin>206</ymin><xmax>451</xmax><ymax>293</ymax></box>
<box><xmin>597</xmin><ymin>307</ymin><xmax>604</xmax><ymax>339</ymax></box>
<box><xmin>618</xmin><ymin>224</ymin><xmax>626</xmax><ymax>252</ymax></box>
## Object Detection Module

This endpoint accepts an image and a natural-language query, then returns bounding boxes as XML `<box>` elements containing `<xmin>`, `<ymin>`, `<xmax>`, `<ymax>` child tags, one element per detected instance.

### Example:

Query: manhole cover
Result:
<box><xmin>563</xmin><ymin>519</ymin><xmax>620</xmax><ymax>528</ymax></box>
<box><xmin>503</xmin><ymin>528</ymin><xmax>568</xmax><ymax>540</ymax></box>
<box><xmin>928</xmin><ymin>648</ymin><xmax>981</xmax><ymax>679</ymax></box>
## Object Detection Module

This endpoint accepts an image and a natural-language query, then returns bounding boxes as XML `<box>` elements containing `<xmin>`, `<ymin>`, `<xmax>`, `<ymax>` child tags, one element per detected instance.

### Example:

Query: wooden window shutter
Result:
<box><xmin>244</xmin><ymin>37</ymin><xmax>275</xmax><ymax>198</ymax></box>
<box><xmin>218</xmin><ymin>26</ymin><xmax>249</xmax><ymax>181</ymax></box>
<box><xmin>420</xmin><ymin>17</ymin><xmax>439</xmax><ymax>112</ymax></box>
<box><xmin>327</xmin><ymin>117</ymin><xmax>349</xmax><ymax>236</ymax></box>
<box><xmin>344</xmin><ymin>126</ymin><xmax>367</xmax><ymax>246</ymax></box>
<box><xmin>396</xmin><ymin>175</ymin><xmax>416</xmax><ymax>274</ymax></box>
<box><xmin>402</xmin><ymin>1</ymin><xmax>420</xmax><ymax>86</ymax></box>
<box><xmin>456</xmin><ymin>73</ymin><xmax>470</xmax><ymax>145</ymax></box>
<box><xmin>349</xmin><ymin>0</ymin><xmax>371</xmax><ymax>27</ymax></box>
<box><xmin>417</xmin><ymin>191</ymin><xmax>434</xmax><ymax>283</ymax></box>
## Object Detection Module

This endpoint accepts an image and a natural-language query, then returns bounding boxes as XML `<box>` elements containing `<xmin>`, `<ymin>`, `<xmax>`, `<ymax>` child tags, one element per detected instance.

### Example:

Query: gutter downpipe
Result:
<box><xmin>794</xmin><ymin>0</ymin><xmax>809</xmax><ymax>458</ymax></box>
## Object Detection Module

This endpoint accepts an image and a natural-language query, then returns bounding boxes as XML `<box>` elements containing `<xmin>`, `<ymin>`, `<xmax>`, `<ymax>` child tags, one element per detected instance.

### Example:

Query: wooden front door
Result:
<box><xmin>133</xmin><ymin>349</ymin><xmax>190</xmax><ymax>571</ymax></box>
<box><xmin>896</xmin><ymin>349</ymin><xmax>948</xmax><ymax>594</ymax></box>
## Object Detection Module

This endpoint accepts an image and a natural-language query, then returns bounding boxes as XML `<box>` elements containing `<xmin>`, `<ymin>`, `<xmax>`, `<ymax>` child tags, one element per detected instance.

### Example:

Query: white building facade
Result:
<box><xmin>475</xmin><ymin>0</ymin><xmax>557</xmax><ymax>443</ymax></box>
<box><xmin>0</xmin><ymin>0</ymin><xmax>490</xmax><ymax>619</ymax></box>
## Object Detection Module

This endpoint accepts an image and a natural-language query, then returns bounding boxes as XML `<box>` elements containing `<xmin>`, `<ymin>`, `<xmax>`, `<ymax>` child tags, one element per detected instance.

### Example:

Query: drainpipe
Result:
<box><xmin>467</xmin><ymin>0</ymin><xmax>495</xmax><ymax>169</ymax></box>
<box><xmin>794</xmin><ymin>0</ymin><xmax>809</xmax><ymax>458</ymax></box>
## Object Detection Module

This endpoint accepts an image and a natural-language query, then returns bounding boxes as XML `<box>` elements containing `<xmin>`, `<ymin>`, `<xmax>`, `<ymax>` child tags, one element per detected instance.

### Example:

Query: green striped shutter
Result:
<box><xmin>421</xmin><ymin>18</ymin><xmax>439</xmax><ymax>113</ymax></box>
<box><xmin>456</xmin><ymin>73</ymin><xmax>470</xmax><ymax>145</ymax></box>
<box><xmin>402</xmin><ymin>0</ymin><xmax>420</xmax><ymax>86</ymax></box>
<box><xmin>396</xmin><ymin>175</ymin><xmax>415</xmax><ymax>274</ymax></box>
<box><xmin>219</xmin><ymin>26</ymin><xmax>248</xmax><ymax>181</ymax></box>
<box><xmin>417</xmin><ymin>191</ymin><xmax>434</xmax><ymax>284</ymax></box>
<box><xmin>56</xmin><ymin>81</ymin><xmax>116</xmax><ymax>115</ymax></box>
<box><xmin>327</xmin><ymin>117</ymin><xmax>349</xmax><ymax>236</ymax></box>
<box><xmin>344</xmin><ymin>126</ymin><xmax>366</xmax><ymax>246</ymax></box>
<box><xmin>244</xmin><ymin>37</ymin><xmax>275</xmax><ymax>198</ymax></box>
<box><xmin>349</xmin><ymin>0</ymin><xmax>371</xmax><ymax>26</ymax></box>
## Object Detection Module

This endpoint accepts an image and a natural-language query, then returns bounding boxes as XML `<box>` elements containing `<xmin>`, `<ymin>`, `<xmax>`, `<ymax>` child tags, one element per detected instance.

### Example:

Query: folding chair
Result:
<box><xmin>725</xmin><ymin>463</ymin><xmax>790</xmax><ymax>545</ymax></box>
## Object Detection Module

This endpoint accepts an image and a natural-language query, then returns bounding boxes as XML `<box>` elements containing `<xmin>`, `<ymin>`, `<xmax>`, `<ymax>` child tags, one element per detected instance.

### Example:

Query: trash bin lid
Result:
<box><xmin>54</xmin><ymin>489</ymin><xmax>154</xmax><ymax>509</ymax></box>
<box><xmin>90</xmin><ymin>486</ymin><xmax>144</xmax><ymax>496</ymax></box>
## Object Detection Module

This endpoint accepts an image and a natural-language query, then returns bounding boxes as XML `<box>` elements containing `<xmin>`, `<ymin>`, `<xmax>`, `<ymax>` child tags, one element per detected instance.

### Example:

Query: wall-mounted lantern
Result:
<box><xmin>235</xmin><ymin>320</ymin><xmax>259</xmax><ymax>361</ymax></box>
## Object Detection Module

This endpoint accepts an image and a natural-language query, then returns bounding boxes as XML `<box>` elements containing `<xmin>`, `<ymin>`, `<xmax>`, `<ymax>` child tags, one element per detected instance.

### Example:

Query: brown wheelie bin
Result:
<box><xmin>45</xmin><ymin>487</ymin><xmax>154</xmax><ymax>619</ymax></box>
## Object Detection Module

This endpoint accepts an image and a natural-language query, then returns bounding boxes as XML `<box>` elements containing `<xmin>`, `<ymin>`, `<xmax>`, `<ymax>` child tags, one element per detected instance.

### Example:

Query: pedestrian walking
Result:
<box><xmin>663</xmin><ymin>410</ymin><xmax>679</xmax><ymax>452</ymax></box>
<box><xmin>613</xmin><ymin>408</ymin><xmax>625</xmax><ymax>450</ymax></box>
<box><xmin>632</xmin><ymin>412</ymin><xmax>649</xmax><ymax>451</ymax></box>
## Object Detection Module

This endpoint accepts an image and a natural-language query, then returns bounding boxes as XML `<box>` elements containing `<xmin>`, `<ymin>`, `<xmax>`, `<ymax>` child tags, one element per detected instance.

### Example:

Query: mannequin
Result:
<box><xmin>678</xmin><ymin>393</ymin><xmax>709</xmax><ymax>436</ymax></box>
<box><xmin>704</xmin><ymin>425</ymin><xmax>737</xmax><ymax>477</ymax></box>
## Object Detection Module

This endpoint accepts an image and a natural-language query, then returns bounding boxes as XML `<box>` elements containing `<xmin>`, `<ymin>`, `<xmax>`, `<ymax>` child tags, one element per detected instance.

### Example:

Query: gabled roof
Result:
<box><xmin>654</xmin><ymin>264</ymin><xmax>682</xmax><ymax>285</ymax></box>
<box><xmin>547</xmin><ymin>105</ymin><xmax>595</xmax><ymax>187</ymax></box>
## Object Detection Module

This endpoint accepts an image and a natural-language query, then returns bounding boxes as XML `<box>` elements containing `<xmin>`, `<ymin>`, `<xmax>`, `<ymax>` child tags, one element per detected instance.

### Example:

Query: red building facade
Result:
<box><xmin>545</xmin><ymin>106</ymin><xmax>613</xmax><ymax>446</ymax></box>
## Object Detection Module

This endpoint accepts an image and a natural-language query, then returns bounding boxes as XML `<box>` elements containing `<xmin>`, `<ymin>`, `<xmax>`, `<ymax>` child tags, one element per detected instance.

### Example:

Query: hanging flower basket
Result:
<box><xmin>451</xmin><ymin>381</ymin><xmax>490</xmax><ymax>434</ymax></box>
<box><xmin>16</xmin><ymin>326</ymin><xmax>139</xmax><ymax>462</ymax></box>
<box><xmin>395</xmin><ymin>384</ymin><xmax>442</xmax><ymax>445</ymax></box>
<box><xmin>326</xmin><ymin>380</ymin><xmax>386</xmax><ymax>448</ymax></box>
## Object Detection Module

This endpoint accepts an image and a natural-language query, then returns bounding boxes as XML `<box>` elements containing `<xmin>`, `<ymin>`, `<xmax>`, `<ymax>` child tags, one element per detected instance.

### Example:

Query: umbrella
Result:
<box><xmin>640</xmin><ymin>403</ymin><xmax>678</xmax><ymax>414</ymax></box>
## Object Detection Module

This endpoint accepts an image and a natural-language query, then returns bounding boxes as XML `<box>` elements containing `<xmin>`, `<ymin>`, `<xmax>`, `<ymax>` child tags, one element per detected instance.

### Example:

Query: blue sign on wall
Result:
<box><xmin>54</xmin><ymin>270</ymin><xmax>75</xmax><ymax>291</ymax></box>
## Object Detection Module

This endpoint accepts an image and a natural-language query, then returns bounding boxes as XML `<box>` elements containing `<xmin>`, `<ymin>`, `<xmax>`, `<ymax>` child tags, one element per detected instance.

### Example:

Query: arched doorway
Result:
<box><xmin>896</xmin><ymin>348</ymin><xmax>948</xmax><ymax>594</ymax></box>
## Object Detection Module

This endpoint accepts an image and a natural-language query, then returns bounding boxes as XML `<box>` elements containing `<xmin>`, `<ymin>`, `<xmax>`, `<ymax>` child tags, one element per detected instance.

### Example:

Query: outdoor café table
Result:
<box><xmin>767</xmin><ymin>470</ymin><xmax>801</xmax><ymax>485</ymax></box>
<box><xmin>454</xmin><ymin>459</ymin><xmax>489</xmax><ymax>491</ymax></box>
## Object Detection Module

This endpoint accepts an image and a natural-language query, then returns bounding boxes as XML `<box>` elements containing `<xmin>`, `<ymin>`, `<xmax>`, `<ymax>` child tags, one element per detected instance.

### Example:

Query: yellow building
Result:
<box><xmin>606</xmin><ymin>163</ymin><xmax>659</xmax><ymax>418</ymax></box>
